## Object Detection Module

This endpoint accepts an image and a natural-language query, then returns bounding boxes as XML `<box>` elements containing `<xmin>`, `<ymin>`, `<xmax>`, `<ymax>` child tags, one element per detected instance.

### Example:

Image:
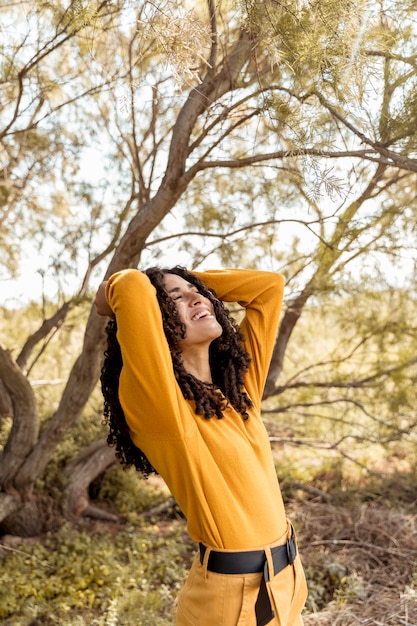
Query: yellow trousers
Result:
<box><xmin>176</xmin><ymin>526</ymin><xmax>307</xmax><ymax>626</ymax></box>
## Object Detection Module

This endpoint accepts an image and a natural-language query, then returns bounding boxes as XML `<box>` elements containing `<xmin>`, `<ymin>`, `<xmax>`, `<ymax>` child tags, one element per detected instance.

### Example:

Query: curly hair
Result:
<box><xmin>101</xmin><ymin>266</ymin><xmax>253</xmax><ymax>474</ymax></box>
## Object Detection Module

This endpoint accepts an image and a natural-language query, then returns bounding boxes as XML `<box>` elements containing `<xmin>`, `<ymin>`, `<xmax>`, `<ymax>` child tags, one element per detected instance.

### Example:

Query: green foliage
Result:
<box><xmin>94</xmin><ymin>466</ymin><xmax>169</xmax><ymax>518</ymax></box>
<box><xmin>304</xmin><ymin>558</ymin><xmax>366</xmax><ymax>612</ymax></box>
<box><xmin>0</xmin><ymin>444</ymin><xmax>191</xmax><ymax>623</ymax></box>
<box><xmin>241</xmin><ymin>0</ymin><xmax>372</xmax><ymax>89</ymax></box>
<box><xmin>0</xmin><ymin>487</ymin><xmax>191</xmax><ymax>625</ymax></box>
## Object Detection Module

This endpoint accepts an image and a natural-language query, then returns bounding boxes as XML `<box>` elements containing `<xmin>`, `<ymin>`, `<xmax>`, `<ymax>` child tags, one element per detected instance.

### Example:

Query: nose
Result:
<box><xmin>189</xmin><ymin>291</ymin><xmax>203</xmax><ymax>306</ymax></box>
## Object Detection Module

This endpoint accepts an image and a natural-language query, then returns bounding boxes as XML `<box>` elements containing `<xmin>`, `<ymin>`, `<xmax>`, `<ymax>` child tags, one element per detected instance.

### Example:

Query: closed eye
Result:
<box><xmin>170</xmin><ymin>287</ymin><xmax>201</xmax><ymax>301</ymax></box>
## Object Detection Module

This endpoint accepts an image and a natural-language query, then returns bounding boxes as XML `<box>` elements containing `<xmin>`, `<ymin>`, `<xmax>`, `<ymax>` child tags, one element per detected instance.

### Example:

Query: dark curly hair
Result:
<box><xmin>100</xmin><ymin>266</ymin><xmax>253</xmax><ymax>474</ymax></box>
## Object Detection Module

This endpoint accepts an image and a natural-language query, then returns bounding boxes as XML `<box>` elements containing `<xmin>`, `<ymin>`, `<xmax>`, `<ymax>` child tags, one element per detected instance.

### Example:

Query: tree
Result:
<box><xmin>1</xmin><ymin>0</ymin><xmax>416</xmax><ymax>533</ymax></box>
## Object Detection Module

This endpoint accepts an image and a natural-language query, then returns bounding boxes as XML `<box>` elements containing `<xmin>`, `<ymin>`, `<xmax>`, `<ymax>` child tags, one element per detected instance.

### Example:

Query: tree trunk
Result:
<box><xmin>0</xmin><ymin>346</ymin><xmax>39</xmax><ymax>491</ymax></box>
<box><xmin>12</xmin><ymin>309</ymin><xmax>107</xmax><ymax>489</ymax></box>
<box><xmin>64</xmin><ymin>438</ymin><xmax>118</xmax><ymax>521</ymax></box>
<box><xmin>0</xmin><ymin>378</ymin><xmax>12</xmax><ymax>419</ymax></box>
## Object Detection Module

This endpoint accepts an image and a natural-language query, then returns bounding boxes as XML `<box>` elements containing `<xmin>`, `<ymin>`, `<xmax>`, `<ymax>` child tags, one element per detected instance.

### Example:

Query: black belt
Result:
<box><xmin>199</xmin><ymin>532</ymin><xmax>297</xmax><ymax>626</ymax></box>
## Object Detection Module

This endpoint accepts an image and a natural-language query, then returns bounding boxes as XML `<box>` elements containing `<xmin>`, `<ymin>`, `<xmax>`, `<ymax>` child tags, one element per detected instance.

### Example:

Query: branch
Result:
<box><xmin>64</xmin><ymin>438</ymin><xmax>117</xmax><ymax>520</ymax></box>
<box><xmin>13</xmin><ymin>313</ymin><xmax>107</xmax><ymax>487</ymax></box>
<box><xmin>308</xmin><ymin>538</ymin><xmax>417</xmax><ymax>558</ymax></box>
<box><xmin>103</xmin><ymin>29</ymin><xmax>255</xmax><ymax>271</ymax></box>
<box><xmin>264</xmin><ymin>397</ymin><xmax>413</xmax><ymax>438</ymax></box>
<box><xmin>273</xmin><ymin>354</ymin><xmax>417</xmax><ymax>393</ymax></box>
<box><xmin>16</xmin><ymin>302</ymin><xmax>71</xmax><ymax>371</ymax></box>
<box><xmin>0</xmin><ymin>1</ymin><xmax>114</xmax><ymax>139</ymax></box>
<box><xmin>264</xmin><ymin>162</ymin><xmax>388</xmax><ymax>396</ymax></box>
<box><xmin>79</xmin><ymin>194</ymin><xmax>137</xmax><ymax>296</ymax></box>
<box><xmin>366</xmin><ymin>49</ymin><xmax>417</xmax><ymax>67</ymax></box>
<box><xmin>193</xmin><ymin>148</ymin><xmax>387</xmax><ymax>171</ymax></box>
<box><xmin>141</xmin><ymin>497</ymin><xmax>178</xmax><ymax>519</ymax></box>
<box><xmin>313</xmin><ymin>91</ymin><xmax>417</xmax><ymax>173</ymax></box>
<box><xmin>146</xmin><ymin>217</ymin><xmax>332</xmax><ymax>248</ymax></box>
<box><xmin>289</xmin><ymin>481</ymin><xmax>332</xmax><ymax>502</ymax></box>
<box><xmin>164</xmin><ymin>29</ymin><xmax>252</xmax><ymax>182</ymax></box>
<box><xmin>0</xmin><ymin>347</ymin><xmax>39</xmax><ymax>489</ymax></box>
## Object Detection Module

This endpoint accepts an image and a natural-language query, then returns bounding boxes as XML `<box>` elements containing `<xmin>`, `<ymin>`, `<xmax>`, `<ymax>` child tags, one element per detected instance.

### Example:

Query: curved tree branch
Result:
<box><xmin>0</xmin><ymin>346</ymin><xmax>39</xmax><ymax>491</ymax></box>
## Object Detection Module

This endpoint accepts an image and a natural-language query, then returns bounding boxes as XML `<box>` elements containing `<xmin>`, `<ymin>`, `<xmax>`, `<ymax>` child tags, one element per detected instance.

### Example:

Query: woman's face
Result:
<box><xmin>163</xmin><ymin>273</ymin><xmax>223</xmax><ymax>349</ymax></box>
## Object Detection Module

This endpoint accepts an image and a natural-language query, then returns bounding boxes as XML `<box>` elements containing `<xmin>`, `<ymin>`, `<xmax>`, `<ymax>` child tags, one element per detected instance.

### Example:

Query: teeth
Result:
<box><xmin>192</xmin><ymin>310</ymin><xmax>210</xmax><ymax>321</ymax></box>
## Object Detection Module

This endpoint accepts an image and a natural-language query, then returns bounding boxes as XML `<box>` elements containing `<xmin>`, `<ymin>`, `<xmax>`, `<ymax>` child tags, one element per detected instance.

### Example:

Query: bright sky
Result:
<box><xmin>3</xmin><ymin>243</ymin><xmax>191</xmax><ymax>308</ymax></box>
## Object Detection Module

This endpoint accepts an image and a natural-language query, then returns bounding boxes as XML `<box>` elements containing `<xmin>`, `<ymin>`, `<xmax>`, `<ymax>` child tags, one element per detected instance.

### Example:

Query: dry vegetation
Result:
<box><xmin>299</xmin><ymin>501</ymin><xmax>417</xmax><ymax>625</ymax></box>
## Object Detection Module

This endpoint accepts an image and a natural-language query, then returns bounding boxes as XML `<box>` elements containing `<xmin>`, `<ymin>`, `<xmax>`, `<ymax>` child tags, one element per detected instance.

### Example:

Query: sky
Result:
<box><xmin>3</xmin><ymin>243</ymin><xmax>191</xmax><ymax>308</ymax></box>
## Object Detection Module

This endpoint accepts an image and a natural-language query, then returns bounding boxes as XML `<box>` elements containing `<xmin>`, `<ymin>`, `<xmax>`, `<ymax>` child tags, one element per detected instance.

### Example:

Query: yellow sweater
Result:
<box><xmin>106</xmin><ymin>268</ymin><xmax>287</xmax><ymax>549</ymax></box>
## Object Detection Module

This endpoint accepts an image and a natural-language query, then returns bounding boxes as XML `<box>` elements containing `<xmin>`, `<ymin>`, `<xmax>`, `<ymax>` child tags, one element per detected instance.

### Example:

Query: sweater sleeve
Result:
<box><xmin>193</xmin><ymin>269</ymin><xmax>284</xmax><ymax>408</ymax></box>
<box><xmin>105</xmin><ymin>269</ymin><xmax>189</xmax><ymax>442</ymax></box>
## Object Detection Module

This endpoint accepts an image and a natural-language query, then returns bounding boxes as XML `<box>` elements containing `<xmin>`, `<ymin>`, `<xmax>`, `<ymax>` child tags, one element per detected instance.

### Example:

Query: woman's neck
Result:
<box><xmin>181</xmin><ymin>349</ymin><xmax>212</xmax><ymax>383</ymax></box>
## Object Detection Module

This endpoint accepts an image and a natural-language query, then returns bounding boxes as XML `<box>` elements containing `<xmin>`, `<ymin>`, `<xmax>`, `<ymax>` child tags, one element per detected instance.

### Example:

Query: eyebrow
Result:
<box><xmin>167</xmin><ymin>285</ymin><xmax>198</xmax><ymax>294</ymax></box>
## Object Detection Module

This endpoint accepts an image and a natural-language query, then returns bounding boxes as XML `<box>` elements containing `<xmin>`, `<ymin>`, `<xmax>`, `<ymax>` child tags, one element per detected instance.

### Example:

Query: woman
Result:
<box><xmin>95</xmin><ymin>266</ymin><xmax>307</xmax><ymax>626</ymax></box>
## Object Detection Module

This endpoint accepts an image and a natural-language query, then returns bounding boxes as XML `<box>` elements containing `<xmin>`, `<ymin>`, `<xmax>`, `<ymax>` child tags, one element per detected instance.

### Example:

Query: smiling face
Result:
<box><xmin>163</xmin><ymin>273</ymin><xmax>223</xmax><ymax>350</ymax></box>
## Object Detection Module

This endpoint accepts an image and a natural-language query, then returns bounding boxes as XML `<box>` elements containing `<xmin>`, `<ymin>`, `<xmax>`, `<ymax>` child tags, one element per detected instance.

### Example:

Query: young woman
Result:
<box><xmin>94</xmin><ymin>266</ymin><xmax>307</xmax><ymax>626</ymax></box>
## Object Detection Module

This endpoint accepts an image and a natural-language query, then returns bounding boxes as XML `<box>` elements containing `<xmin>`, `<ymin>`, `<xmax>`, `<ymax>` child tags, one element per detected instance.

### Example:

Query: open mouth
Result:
<box><xmin>191</xmin><ymin>310</ymin><xmax>212</xmax><ymax>321</ymax></box>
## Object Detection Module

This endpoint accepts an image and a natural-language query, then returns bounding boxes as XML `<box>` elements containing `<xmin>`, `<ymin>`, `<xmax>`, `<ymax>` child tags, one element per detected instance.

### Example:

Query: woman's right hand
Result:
<box><xmin>94</xmin><ymin>281</ymin><xmax>114</xmax><ymax>316</ymax></box>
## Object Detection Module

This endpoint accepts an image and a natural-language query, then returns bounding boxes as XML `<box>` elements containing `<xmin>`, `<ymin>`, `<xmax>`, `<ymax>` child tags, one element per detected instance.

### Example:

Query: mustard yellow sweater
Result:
<box><xmin>106</xmin><ymin>269</ymin><xmax>287</xmax><ymax>549</ymax></box>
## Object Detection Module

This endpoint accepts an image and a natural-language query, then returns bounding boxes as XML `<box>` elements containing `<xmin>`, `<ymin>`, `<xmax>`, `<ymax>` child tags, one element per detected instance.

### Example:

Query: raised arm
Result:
<box><xmin>104</xmin><ymin>269</ymin><xmax>186</xmax><ymax>442</ymax></box>
<box><xmin>193</xmin><ymin>269</ymin><xmax>284</xmax><ymax>407</ymax></box>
